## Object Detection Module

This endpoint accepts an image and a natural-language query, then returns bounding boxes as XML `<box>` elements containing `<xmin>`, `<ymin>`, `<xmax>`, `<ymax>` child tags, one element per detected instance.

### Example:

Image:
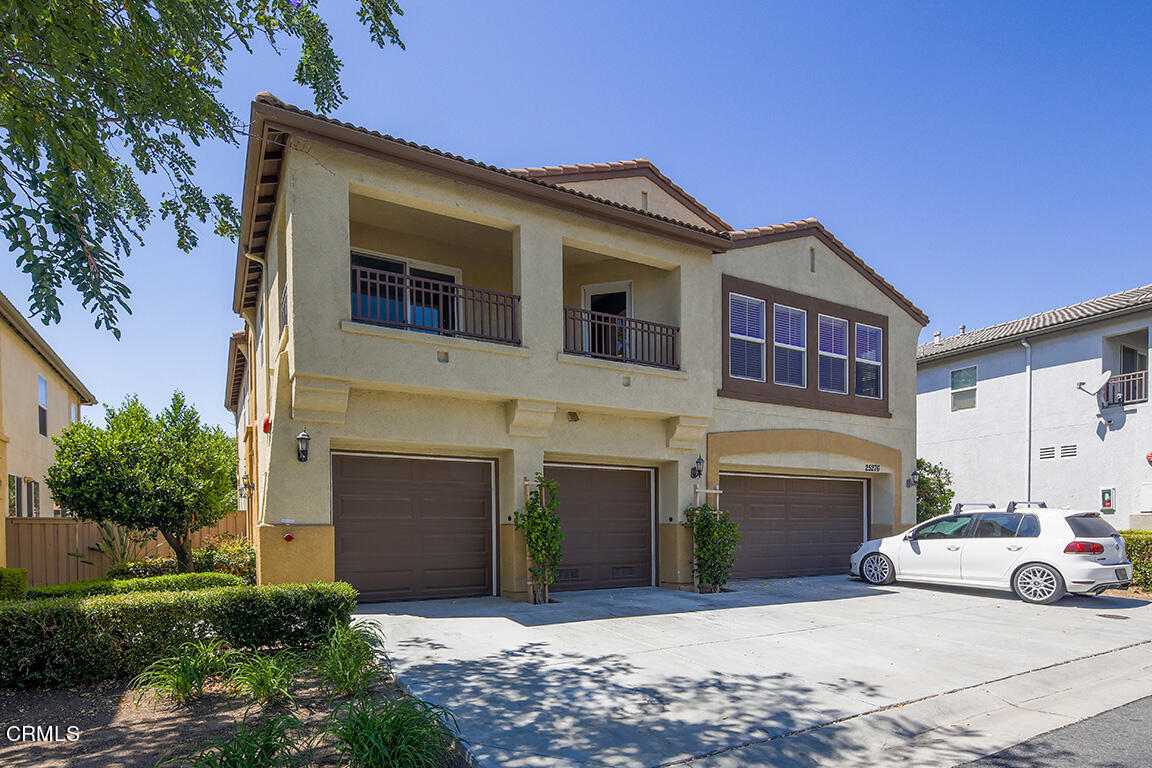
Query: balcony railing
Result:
<box><xmin>1102</xmin><ymin>370</ymin><xmax>1148</xmax><ymax>406</ymax></box>
<box><xmin>563</xmin><ymin>307</ymin><xmax>679</xmax><ymax>369</ymax></box>
<box><xmin>351</xmin><ymin>266</ymin><xmax>520</xmax><ymax>345</ymax></box>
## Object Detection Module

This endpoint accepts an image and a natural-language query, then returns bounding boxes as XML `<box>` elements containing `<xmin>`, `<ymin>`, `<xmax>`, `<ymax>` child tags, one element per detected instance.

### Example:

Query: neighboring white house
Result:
<box><xmin>916</xmin><ymin>284</ymin><xmax>1152</xmax><ymax>530</ymax></box>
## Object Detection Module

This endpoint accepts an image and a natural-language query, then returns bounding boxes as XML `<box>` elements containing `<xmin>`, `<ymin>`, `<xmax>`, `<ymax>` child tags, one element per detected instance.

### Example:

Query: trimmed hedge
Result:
<box><xmin>1121</xmin><ymin>530</ymin><xmax>1152</xmax><ymax>591</ymax></box>
<box><xmin>26</xmin><ymin>572</ymin><xmax>244</xmax><ymax>600</ymax></box>
<box><xmin>1</xmin><ymin>568</ymin><xmax>28</xmax><ymax>600</ymax></box>
<box><xmin>0</xmin><ymin>581</ymin><xmax>358</xmax><ymax>688</ymax></box>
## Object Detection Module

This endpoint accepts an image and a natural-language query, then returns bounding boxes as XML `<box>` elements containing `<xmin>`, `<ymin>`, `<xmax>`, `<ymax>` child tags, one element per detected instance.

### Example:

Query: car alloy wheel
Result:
<box><xmin>1013</xmin><ymin>564</ymin><xmax>1065</xmax><ymax>604</ymax></box>
<box><xmin>861</xmin><ymin>553</ymin><xmax>894</xmax><ymax>585</ymax></box>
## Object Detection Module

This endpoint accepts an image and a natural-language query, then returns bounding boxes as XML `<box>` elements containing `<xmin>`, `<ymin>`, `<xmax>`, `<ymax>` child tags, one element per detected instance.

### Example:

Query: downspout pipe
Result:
<box><xmin>1022</xmin><ymin>339</ymin><xmax>1033</xmax><ymax>500</ymax></box>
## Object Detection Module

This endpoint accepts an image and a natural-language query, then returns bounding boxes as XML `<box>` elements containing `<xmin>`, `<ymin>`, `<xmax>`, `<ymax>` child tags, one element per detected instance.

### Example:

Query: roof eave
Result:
<box><xmin>0</xmin><ymin>292</ymin><xmax>96</xmax><ymax>405</ymax></box>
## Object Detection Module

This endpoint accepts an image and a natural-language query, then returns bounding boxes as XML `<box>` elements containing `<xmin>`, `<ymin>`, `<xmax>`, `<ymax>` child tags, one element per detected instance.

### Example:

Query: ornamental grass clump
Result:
<box><xmin>131</xmin><ymin>640</ymin><xmax>231</xmax><ymax>705</ymax></box>
<box><xmin>314</xmin><ymin>621</ymin><xmax>390</xmax><ymax>697</ymax></box>
<box><xmin>163</xmin><ymin>712</ymin><xmax>303</xmax><ymax>768</ymax></box>
<box><xmin>326</xmin><ymin>695</ymin><xmax>462</xmax><ymax>768</ymax></box>
<box><xmin>682</xmin><ymin>504</ymin><xmax>742</xmax><ymax>593</ymax></box>
<box><xmin>227</xmin><ymin>650</ymin><xmax>304</xmax><ymax>707</ymax></box>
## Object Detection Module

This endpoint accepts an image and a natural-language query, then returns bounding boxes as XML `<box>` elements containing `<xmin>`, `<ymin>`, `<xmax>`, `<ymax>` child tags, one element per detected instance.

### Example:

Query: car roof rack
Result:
<box><xmin>952</xmin><ymin>502</ymin><xmax>997</xmax><ymax>513</ymax></box>
<box><xmin>1005</xmin><ymin>500</ymin><xmax>1047</xmax><ymax>513</ymax></box>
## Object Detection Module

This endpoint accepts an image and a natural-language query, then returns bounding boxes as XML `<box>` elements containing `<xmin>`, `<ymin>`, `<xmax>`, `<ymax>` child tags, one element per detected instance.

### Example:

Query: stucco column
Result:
<box><xmin>498</xmin><ymin>444</ymin><xmax>545</xmax><ymax>600</ymax></box>
<box><xmin>659</xmin><ymin>454</ymin><xmax>697</xmax><ymax>590</ymax></box>
<box><xmin>513</xmin><ymin>222</ymin><xmax>563</xmax><ymax>354</ymax></box>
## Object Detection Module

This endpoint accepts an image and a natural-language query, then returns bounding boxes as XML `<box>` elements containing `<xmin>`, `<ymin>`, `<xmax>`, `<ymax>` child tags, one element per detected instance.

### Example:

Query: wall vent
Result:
<box><xmin>1039</xmin><ymin>446</ymin><xmax>1056</xmax><ymax>460</ymax></box>
<box><xmin>1060</xmin><ymin>444</ymin><xmax>1078</xmax><ymax>458</ymax></box>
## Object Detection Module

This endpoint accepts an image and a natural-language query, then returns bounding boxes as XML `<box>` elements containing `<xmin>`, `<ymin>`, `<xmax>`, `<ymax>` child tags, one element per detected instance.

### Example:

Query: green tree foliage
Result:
<box><xmin>513</xmin><ymin>473</ymin><xmax>563</xmax><ymax>604</ymax></box>
<box><xmin>915</xmin><ymin>457</ymin><xmax>955</xmax><ymax>522</ymax></box>
<box><xmin>0</xmin><ymin>0</ymin><xmax>404</xmax><ymax>335</ymax></box>
<box><xmin>45</xmin><ymin>392</ymin><xmax>237</xmax><ymax>571</ymax></box>
<box><xmin>682</xmin><ymin>504</ymin><xmax>741</xmax><ymax>592</ymax></box>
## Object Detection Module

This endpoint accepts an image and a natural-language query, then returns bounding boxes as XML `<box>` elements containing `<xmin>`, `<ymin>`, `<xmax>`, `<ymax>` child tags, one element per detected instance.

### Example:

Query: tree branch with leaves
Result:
<box><xmin>0</xmin><ymin>0</ymin><xmax>404</xmax><ymax>336</ymax></box>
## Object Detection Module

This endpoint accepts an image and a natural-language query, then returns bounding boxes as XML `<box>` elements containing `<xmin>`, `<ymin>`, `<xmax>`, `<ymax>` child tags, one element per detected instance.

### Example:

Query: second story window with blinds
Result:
<box><xmin>774</xmin><ymin>304</ymin><xmax>807</xmax><ymax>388</ymax></box>
<box><xmin>729</xmin><ymin>293</ymin><xmax>766</xmax><ymax>381</ymax></box>
<box><xmin>855</xmin><ymin>324</ymin><xmax>883</xmax><ymax>399</ymax></box>
<box><xmin>37</xmin><ymin>375</ymin><xmax>47</xmax><ymax>436</ymax></box>
<box><xmin>818</xmin><ymin>315</ymin><xmax>848</xmax><ymax>393</ymax></box>
<box><xmin>951</xmin><ymin>365</ymin><xmax>977</xmax><ymax>411</ymax></box>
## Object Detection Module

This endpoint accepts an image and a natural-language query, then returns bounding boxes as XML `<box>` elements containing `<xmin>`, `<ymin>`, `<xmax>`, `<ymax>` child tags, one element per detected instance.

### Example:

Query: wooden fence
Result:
<box><xmin>5</xmin><ymin>512</ymin><xmax>248</xmax><ymax>587</ymax></box>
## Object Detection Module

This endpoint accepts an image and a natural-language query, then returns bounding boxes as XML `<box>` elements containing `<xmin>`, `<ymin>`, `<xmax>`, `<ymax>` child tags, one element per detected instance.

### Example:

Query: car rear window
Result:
<box><xmin>1065</xmin><ymin>515</ymin><xmax>1118</xmax><ymax>538</ymax></box>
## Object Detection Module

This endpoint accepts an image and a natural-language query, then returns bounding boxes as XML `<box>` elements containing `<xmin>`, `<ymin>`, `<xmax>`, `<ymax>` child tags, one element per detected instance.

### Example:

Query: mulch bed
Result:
<box><xmin>0</xmin><ymin>675</ymin><xmax>471</xmax><ymax>768</ymax></box>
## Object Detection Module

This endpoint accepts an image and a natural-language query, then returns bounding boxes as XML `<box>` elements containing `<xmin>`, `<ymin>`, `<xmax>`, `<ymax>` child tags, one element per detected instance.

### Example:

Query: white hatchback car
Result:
<box><xmin>849</xmin><ymin>502</ymin><xmax>1133</xmax><ymax>604</ymax></box>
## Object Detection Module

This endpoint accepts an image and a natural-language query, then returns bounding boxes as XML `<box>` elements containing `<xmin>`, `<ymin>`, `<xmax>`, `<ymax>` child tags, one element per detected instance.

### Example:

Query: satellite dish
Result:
<box><xmin>1078</xmin><ymin>370</ymin><xmax>1112</xmax><ymax>396</ymax></box>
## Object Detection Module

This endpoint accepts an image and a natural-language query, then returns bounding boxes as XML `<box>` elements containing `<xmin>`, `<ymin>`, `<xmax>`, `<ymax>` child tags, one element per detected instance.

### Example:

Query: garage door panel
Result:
<box><xmin>333</xmin><ymin>454</ymin><xmax>493</xmax><ymax>602</ymax></box>
<box><xmin>722</xmin><ymin>474</ymin><xmax>864</xmax><ymax>579</ymax></box>
<box><xmin>544</xmin><ymin>465</ymin><xmax>654</xmax><ymax>592</ymax></box>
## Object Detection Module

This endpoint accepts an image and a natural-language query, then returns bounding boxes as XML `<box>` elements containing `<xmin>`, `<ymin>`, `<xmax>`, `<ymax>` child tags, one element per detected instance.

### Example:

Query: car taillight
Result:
<box><xmin>1064</xmin><ymin>541</ymin><xmax>1104</xmax><ymax>554</ymax></box>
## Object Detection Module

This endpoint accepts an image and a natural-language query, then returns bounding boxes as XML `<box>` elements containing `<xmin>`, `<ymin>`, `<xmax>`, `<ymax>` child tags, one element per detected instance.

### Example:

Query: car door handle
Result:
<box><xmin>1006</xmin><ymin>545</ymin><xmax>1022</xmax><ymax>551</ymax></box>
<box><xmin>947</xmin><ymin>545</ymin><xmax>960</xmax><ymax>551</ymax></box>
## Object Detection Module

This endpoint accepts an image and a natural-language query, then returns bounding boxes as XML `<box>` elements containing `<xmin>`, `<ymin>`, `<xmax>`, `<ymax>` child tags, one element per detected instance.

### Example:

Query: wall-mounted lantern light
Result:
<box><xmin>296</xmin><ymin>429</ymin><xmax>311</xmax><ymax>462</ymax></box>
<box><xmin>689</xmin><ymin>455</ymin><xmax>705</xmax><ymax>479</ymax></box>
<box><xmin>237</xmin><ymin>474</ymin><xmax>253</xmax><ymax>511</ymax></box>
<box><xmin>906</xmin><ymin>469</ymin><xmax>921</xmax><ymax>488</ymax></box>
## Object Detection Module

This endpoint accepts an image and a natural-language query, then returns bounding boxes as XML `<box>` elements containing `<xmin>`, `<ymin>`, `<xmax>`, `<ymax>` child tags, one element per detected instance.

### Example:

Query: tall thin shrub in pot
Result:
<box><xmin>513</xmin><ymin>473</ymin><xmax>563</xmax><ymax>604</ymax></box>
<box><xmin>682</xmin><ymin>504</ymin><xmax>741</xmax><ymax>593</ymax></box>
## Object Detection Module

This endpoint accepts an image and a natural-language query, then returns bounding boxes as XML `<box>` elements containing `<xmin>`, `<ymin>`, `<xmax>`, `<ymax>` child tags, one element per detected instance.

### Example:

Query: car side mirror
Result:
<box><xmin>903</xmin><ymin>532</ymin><xmax>914</xmax><ymax>541</ymax></box>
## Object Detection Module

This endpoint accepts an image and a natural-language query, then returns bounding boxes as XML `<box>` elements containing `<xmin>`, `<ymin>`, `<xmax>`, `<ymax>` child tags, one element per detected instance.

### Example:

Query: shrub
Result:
<box><xmin>193</xmin><ymin>534</ymin><xmax>257</xmax><ymax>584</ymax></box>
<box><xmin>1121</xmin><ymin>530</ymin><xmax>1152</xmax><ymax>591</ymax></box>
<box><xmin>228</xmin><ymin>651</ymin><xmax>303</xmax><ymax>706</ymax></box>
<box><xmin>682</xmin><ymin>504</ymin><xmax>742</xmax><ymax>593</ymax></box>
<box><xmin>26</xmin><ymin>572</ymin><xmax>244</xmax><ymax>600</ymax></box>
<box><xmin>109</xmin><ymin>557</ymin><xmax>179</xmax><ymax>580</ymax></box>
<box><xmin>0</xmin><ymin>568</ymin><xmax>28</xmax><ymax>600</ymax></box>
<box><xmin>0</xmin><ymin>581</ymin><xmax>358</xmax><ymax>688</ymax></box>
<box><xmin>513</xmin><ymin>472</ymin><xmax>563</xmax><ymax>604</ymax></box>
<box><xmin>326</xmin><ymin>695</ymin><xmax>461</xmax><ymax>768</ymax></box>
<box><xmin>164</xmin><ymin>712</ymin><xmax>302</xmax><ymax>768</ymax></box>
<box><xmin>131</xmin><ymin>640</ymin><xmax>231</xmax><ymax>705</ymax></box>
<box><xmin>111</xmin><ymin>536</ymin><xmax>256</xmax><ymax>584</ymax></box>
<box><xmin>314</xmin><ymin>621</ymin><xmax>390</xmax><ymax>697</ymax></box>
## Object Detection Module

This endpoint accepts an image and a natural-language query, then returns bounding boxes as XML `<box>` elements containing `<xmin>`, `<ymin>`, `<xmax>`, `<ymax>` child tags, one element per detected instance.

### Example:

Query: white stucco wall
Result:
<box><xmin>917</xmin><ymin>314</ymin><xmax>1152</xmax><ymax>529</ymax></box>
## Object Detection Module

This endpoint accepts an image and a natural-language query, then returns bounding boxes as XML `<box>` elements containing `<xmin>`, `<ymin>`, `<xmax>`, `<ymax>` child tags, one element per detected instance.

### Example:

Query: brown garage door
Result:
<box><xmin>544</xmin><ymin>465</ymin><xmax>654</xmax><ymax>591</ymax></box>
<box><xmin>720</xmin><ymin>474</ymin><xmax>865</xmax><ymax>579</ymax></box>
<box><xmin>332</xmin><ymin>454</ymin><xmax>493</xmax><ymax>602</ymax></box>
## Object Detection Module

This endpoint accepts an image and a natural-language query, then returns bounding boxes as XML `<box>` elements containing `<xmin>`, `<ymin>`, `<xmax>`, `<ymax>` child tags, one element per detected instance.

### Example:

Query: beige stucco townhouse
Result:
<box><xmin>0</xmin><ymin>289</ymin><xmax>96</xmax><ymax>567</ymax></box>
<box><xmin>225</xmin><ymin>93</ymin><xmax>929</xmax><ymax>601</ymax></box>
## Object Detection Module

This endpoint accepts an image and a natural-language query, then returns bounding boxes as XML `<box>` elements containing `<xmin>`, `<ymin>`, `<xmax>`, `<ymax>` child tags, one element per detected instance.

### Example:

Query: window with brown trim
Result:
<box><xmin>719</xmin><ymin>274</ymin><xmax>891</xmax><ymax>418</ymax></box>
<box><xmin>37</xmin><ymin>375</ymin><xmax>47</xmax><ymax>437</ymax></box>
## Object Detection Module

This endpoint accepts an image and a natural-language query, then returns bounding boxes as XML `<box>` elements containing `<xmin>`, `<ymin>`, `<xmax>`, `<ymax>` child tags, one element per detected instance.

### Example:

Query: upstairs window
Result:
<box><xmin>773</xmin><ymin>304</ymin><xmax>806</xmax><ymax>388</ymax></box>
<box><xmin>855</xmin><ymin>324</ymin><xmax>883</xmax><ymax>398</ymax></box>
<box><xmin>951</xmin><ymin>366</ymin><xmax>977</xmax><ymax>411</ymax></box>
<box><xmin>37</xmin><ymin>376</ymin><xmax>47</xmax><ymax>436</ymax></box>
<box><xmin>729</xmin><ymin>293</ymin><xmax>765</xmax><ymax>381</ymax></box>
<box><xmin>817</xmin><ymin>315</ymin><xmax>848</xmax><ymax>393</ymax></box>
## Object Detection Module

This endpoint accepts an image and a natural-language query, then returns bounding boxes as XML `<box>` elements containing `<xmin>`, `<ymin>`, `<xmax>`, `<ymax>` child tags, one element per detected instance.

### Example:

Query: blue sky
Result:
<box><xmin>3</xmin><ymin>1</ymin><xmax>1148</xmax><ymax>429</ymax></box>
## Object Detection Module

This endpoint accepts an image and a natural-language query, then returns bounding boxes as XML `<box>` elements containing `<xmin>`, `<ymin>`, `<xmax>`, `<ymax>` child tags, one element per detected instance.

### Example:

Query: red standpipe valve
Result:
<box><xmin>283</xmin><ymin>533</ymin><xmax>294</xmax><ymax>542</ymax></box>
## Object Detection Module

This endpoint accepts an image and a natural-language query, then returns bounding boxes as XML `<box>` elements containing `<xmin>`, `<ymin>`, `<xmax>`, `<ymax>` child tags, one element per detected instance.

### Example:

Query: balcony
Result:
<box><xmin>1102</xmin><ymin>370</ymin><xmax>1148</xmax><ymax>407</ymax></box>
<box><xmin>351</xmin><ymin>266</ymin><xmax>521</xmax><ymax>345</ymax></box>
<box><xmin>563</xmin><ymin>307</ymin><xmax>679</xmax><ymax>369</ymax></box>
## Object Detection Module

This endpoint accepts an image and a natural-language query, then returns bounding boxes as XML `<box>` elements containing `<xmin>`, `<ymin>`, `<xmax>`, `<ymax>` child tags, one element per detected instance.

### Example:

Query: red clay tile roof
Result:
<box><xmin>508</xmin><ymin>159</ymin><xmax>733</xmax><ymax>231</ymax></box>
<box><xmin>917</xmin><ymin>283</ymin><xmax>1152</xmax><ymax>362</ymax></box>
<box><xmin>236</xmin><ymin>94</ymin><xmax>928</xmax><ymax>326</ymax></box>
<box><xmin>252</xmin><ymin>93</ymin><xmax>726</xmax><ymax>238</ymax></box>
<box><xmin>729</xmin><ymin>219</ymin><xmax>929</xmax><ymax>326</ymax></box>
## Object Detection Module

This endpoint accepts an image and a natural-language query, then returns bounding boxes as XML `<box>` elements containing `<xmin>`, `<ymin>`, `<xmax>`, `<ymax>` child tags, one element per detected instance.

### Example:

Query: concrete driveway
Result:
<box><xmin>356</xmin><ymin>577</ymin><xmax>1152</xmax><ymax>767</ymax></box>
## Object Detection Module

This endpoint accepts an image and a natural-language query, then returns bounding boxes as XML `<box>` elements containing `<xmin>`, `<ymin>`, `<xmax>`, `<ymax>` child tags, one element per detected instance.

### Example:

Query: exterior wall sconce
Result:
<box><xmin>296</xmin><ymin>429</ymin><xmax>311</xmax><ymax>462</ymax></box>
<box><xmin>237</xmin><ymin>474</ymin><xmax>253</xmax><ymax>511</ymax></box>
<box><xmin>689</xmin><ymin>455</ymin><xmax>705</xmax><ymax>479</ymax></box>
<box><xmin>906</xmin><ymin>469</ymin><xmax>921</xmax><ymax>488</ymax></box>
